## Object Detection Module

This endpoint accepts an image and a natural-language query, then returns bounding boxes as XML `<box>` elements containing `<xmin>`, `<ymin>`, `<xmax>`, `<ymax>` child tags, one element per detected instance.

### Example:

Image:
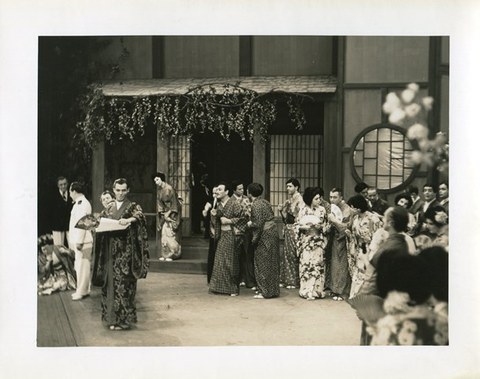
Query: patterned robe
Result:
<box><xmin>327</xmin><ymin>201</ymin><xmax>353</xmax><ymax>297</ymax></box>
<box><xmin>209</xmin><ymin>197</ymin><xmax>244</xmax><ymax>295</ymax></box>
<box><xmin>232</xmin><ymin>194</ymin><xmax>256</xmax><ymax>288</ymax></box>
<box><xmin>250</xmin><ymin>198</ymin><xmax>280</xmax><ymax>298</ymax></box>
<box><xmin>347</xmin><ymin>211</ymin><xmax>381</xmax><ymax>299</ymax></box>
<box><xmin>295</xmin><ymin>205</ymin><xmax>329</xmax><ymax>299</ymax></box>
<box><xmin>92</xmin><ymin>199</ymin><xmax>149</xmax><ymax>326</ymax></box>
<box><xmin>157</xmin><ymin>183</ymin><xmax>182</xmax><ymax>259</ymax></box>
<box><xmin>279</xmin><ymin>192</ymin><xmax>304</xmax><ymax>287</ymax></box>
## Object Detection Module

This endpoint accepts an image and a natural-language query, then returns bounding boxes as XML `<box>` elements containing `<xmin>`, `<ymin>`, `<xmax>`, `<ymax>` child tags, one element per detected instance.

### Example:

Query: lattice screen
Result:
<box><xmin>269</xmin><ymin>135</ymin><xmax>323</xmax><ymax>216</ymax></box>
<box><xmin>168</xmin><ymin>136</ymin><xmax>191</xmax><ymax>219</ymax></box>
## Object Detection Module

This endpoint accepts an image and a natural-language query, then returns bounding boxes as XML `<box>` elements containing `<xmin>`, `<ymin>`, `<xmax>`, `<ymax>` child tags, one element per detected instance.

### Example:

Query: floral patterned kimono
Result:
<box><xmin>38</xmin><ymin>236</ymin><xmax>76</xmax><ymax>296</ymax></box>
<box><xmin>157</xmin><ymin>183</ymin><xmax>182</xmax><ymax>260</ymax></box>
<box><xmin>92</xmin><ymin>199</ymin><xmax>149</xmax><ymax>327</ymax></box>
<box><xmin>279</xmin><ymin>192</ymin><xmax>304</xmax><ymax>288</ymax></box>
<box><xmin>295</xmin><ymin>205</ymin><xmax>329</xmax><ymax>299</ymax></box>
<box><xmin>347</xmin><ymin>211</ymin><xmax>381</xmax><ymax>299</ymax></box>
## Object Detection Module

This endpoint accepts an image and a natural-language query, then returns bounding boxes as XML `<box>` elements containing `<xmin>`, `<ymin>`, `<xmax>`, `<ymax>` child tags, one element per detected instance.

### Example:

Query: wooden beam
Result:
<box><xmin>92</xmin><ymin>141</ymin><xmax>105</xmax><ymax>213</ymax></box>
<box><xmin>239</xmin><ymin>36</ymin><xmax>253</xmax><ymax>76</ymax></box>
<box><xmin>152</xmin><ymin>36</ymin><xmax>165</xmax><ymax>79</ymax></box>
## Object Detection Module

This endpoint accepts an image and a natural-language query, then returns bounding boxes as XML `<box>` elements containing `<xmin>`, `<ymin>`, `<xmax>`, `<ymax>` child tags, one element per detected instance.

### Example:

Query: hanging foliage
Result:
<box><xmin>77</xmin><ymin>81</ymin><xmax>310</xmax><ymax>148</ymax></box>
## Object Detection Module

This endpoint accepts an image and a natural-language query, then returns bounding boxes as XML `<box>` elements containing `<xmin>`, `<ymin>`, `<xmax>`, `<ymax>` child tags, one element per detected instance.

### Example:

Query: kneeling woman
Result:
<box><xmin>296</xmin><ymin>187</ymin><xmax>330</xmax><ymax>300</ymax></box>
<box><xmin>247</xmin><ymin>183</ymin><xmax>280</xmax><ymax>299</ymax></box>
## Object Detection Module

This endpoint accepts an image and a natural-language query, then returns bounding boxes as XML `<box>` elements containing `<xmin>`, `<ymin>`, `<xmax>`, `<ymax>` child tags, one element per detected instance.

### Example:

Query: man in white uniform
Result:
<box><xmin>69</xmin><ymin>182</ymin><xmax>93</xmax><ymax>301</ymax></box>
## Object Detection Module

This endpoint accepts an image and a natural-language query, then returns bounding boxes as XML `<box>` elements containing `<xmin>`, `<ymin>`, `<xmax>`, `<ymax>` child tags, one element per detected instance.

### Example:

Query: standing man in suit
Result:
<box><xmin>69</xmin><ymin>182</ymin><xmax>93</xmax><ymax>301</ymax></box>
<box><xmin>408</xmin><ymin>185</ymin><xmax>424</xmax><ymax>215</ymax></box>
<box><xmin>438</xmin><ymin>181</ymin><xmax>449</xmax><ymax>215</ymax></box>
<box><xmin>51</xmin><ymin>176</ymin><xmax>73</xmax><ymax>246</ymax></box>
<box><xmin>416</xmin><ymin>183</ymin><xmax>441</xmax><ymax>235</ymax></box>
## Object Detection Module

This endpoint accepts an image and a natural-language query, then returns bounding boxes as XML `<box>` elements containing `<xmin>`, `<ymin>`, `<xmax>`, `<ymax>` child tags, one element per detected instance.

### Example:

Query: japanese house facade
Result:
<box><xmin>89</xmin><ymin>36</ymin><xmax>449</xmax><ymax>255</ymax></box>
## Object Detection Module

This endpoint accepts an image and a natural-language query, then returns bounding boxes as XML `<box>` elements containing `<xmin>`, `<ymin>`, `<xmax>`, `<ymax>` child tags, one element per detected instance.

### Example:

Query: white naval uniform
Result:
<box><xmin>69</xmin><ymin>195</ymin><xmax>93</xmax><ymax>297</ymax></box>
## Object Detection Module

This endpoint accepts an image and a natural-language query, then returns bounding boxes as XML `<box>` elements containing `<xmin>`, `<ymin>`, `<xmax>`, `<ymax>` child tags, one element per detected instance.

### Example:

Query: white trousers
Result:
<box><xmin>73</xmin><ymin>243</ymin><xmax>92</xmax><ymax>297</ymax></box>
<box><xmin>52</xmin><ymin>230</ymin><xmax>69</xmax><ymax>246</ymax></box>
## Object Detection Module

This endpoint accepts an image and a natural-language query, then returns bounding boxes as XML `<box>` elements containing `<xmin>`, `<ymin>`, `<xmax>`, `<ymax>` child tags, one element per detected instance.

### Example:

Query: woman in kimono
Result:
<box><xmin>422</xmin><ymin>206</ymin><xmax>449</xmax><ymax>251</ymax></box>
<box><xmin>92</xmin><ymin>178</ymin><xmax>149</xmax><ymax>330</ymax></box>
<box><xmin>37</xmin><ymin>234</ymin><xmax>76</xmax><ymax>295</ymax></box>
<box><xmin>394</xmin><ymin>193</ymin><xmax>417</xmax><ymax>237</ymax></box>
<box><xmin>153</xmin><ymin>172</ymin><xmax>182</xmax><ymax>261</ymax></box>
<box><xmin>295</xmin><ymin>187</ymin><xmax>330</xmax><ymax>300</ymax></box>
<box><xmin>346</xmin><ymin>195</ymin><xmax>381</xmax><ymax>299</ymax></box>
<box><xmin>247</xmin><ymin>183</ymin><xmax>280</xmax><ymax>299</ymax></box>
<box><xmin>278</xmin><ymin>178</ymin><xmax>304</xmax><ymax>289</ymax></box>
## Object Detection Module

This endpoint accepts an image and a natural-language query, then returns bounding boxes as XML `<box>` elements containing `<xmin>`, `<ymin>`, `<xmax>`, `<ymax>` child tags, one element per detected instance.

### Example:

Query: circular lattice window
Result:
<box><xmin>350</xmin><ymin>123</ymin><xmax>419</xmax><ymax>193</ymax></box>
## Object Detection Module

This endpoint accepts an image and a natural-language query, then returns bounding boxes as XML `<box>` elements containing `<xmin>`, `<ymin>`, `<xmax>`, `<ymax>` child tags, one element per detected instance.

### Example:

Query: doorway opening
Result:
<box><xmin>190</xmin><ymin>132</ymin><xmax>253</xmax><ymax>235</ymax></box>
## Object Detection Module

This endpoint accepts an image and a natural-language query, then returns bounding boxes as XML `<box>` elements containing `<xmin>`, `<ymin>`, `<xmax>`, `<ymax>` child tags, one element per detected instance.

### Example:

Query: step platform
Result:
<box><xmin>148</xmin><ymin>236</ymin><xmax>209</xmax><ymax>275</ymax></box>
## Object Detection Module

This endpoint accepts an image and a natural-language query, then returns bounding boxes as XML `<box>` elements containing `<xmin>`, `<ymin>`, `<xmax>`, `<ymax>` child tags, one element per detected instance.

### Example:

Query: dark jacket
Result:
<box><xmin>50</xmin><ymin>190</ymin><xmax>73</xmax><ymax>231</ymax></box>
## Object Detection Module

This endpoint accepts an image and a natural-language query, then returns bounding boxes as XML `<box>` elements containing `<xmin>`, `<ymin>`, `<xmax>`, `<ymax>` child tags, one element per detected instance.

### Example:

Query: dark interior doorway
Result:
<box><xmin>190</xmin><ymin>132</ymin><xmax>253</xmax><ymax>234</ymax></box>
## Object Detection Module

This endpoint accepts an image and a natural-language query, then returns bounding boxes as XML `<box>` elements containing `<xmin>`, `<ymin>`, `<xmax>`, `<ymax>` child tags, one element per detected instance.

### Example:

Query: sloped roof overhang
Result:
<box><xmin>98</xmin><ymin>75</ymin><xmax>337</xmax><ymax>97</ymax></box>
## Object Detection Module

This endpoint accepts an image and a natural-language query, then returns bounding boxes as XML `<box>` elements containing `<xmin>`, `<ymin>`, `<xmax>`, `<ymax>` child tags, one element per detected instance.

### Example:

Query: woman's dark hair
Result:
<box><xmin>347</xmin><ymin>194</ymin><xmax>369</xmax><ymax>213</ymax></box>
<box><xmin>152</xmin><ymin>172</ymin><xmax>166</xmax><ymax>182</ymax></box>
<box><xmin>247</xmin><ymin>182</ymin><xmax>264</xmax><ymax>197</ymax></box>
<box><xmin>376</xmin><ymin>251</ymin><xmax>432</xmax><ymax>304</ymax></box>
<box><xmin>424</xmin><ymin>205</ymin><xmax>447</xmax><ymax>227</ymax></box>
<box><xmin>354</xmin><ymin>182</ymin><xmax>369</xmax><ymax>194</ymax></box>
<box><xmin>303</xmin><ymin>187</ymin><xmax>321</xmax><ymax>207</ymax></box>
<box><xmin>395</xmin><ymin>193</ymin><xmax>413</xmax><ymax>209</ymax></box>
<box><xmin>38</xmin><ymin>234</ymin><xmax>54</xmax><ymax>248</ymax></box>
<box><xmin>286</xmin><ymin>178</ymin><xmax>300</xmax><ymax>190</ymax></box>
<box><xmin>101</xmin><ymin>190</ymin><xmax>115</xmax><ymax>199</ymax></box>
<box><xmin>418</xmin><ymin>246</ymin><xmax>448</xmax><ymax>302</ymax></box>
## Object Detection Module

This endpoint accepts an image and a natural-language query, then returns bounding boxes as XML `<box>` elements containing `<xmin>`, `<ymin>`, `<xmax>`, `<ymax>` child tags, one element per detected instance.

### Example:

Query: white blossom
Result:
<box><xmin>410</xmin><ymin>151</ymin><xmax>423</xmax><ymax>165</ymax></box>
<box><xmin>422</xmin><ymin>96</ymin><xmax>434</xmax><ymax>111</ymax></box>
<box><xmin>407</xmin><ymin>83</ymin><xmax>420</xmax><ymax>93</ymax></box>
<box><xmin>383</xmin><ymin>93</ymin><xmax>402</xmax><ymax>114</ymax></box>
<box><xmin>404</xmin><ymin>103</ymin><xmax>422</xmax><ymax>118</ymax></box>
<box><xmin>389</xmin><ymin>108</ymin><xmax>406</xmax><ymax>125</ymax></box>
<box><xmin>407</xmin><ymin>123</ymin><xmax>429</xmax><ymax>140</ymax></box>
<box><xmin>401</xmin><ymin>89</ymin><xmax>416</xmax><ymax>104</ymax></box>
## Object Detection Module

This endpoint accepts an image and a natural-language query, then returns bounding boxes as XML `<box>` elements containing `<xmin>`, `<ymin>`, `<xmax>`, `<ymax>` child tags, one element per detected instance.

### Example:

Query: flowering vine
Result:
<box><xmin>382</xmin><ymin>83</ymin><xmax>448</xmax><ymax>175</ymax></box>
<box><xmin>77</xmin><ymin>82</ymin><xmax>309</xmax><ymax>148</ymax></box>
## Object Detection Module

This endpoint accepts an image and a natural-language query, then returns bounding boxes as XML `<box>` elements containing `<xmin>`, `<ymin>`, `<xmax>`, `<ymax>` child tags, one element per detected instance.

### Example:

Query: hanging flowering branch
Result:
<box><xmin>76</xmin><ymin>81</ymin><xmax>309</xmax><ymax>148</ymax></box>
<box><xmin>382</xmin><ymin>83</ymin><xmax>448</xmax><ymax>175</ymax></box>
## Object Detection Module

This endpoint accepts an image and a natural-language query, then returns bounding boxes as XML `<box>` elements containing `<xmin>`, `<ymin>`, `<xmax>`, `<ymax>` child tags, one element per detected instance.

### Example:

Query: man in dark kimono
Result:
<box><xmin>231</xmin><ymin>179</ymin><xmax>255</xmax><ymax>290</ymax></box>
<box><xmin>92</xmin><ymin>178</ymin><xmax>149</xmax><ymax>330</ymax></box>
<box><xmin>209</xmin><ymin>182</ymin><xmax>245</xmax><ymax>296</ymax></box>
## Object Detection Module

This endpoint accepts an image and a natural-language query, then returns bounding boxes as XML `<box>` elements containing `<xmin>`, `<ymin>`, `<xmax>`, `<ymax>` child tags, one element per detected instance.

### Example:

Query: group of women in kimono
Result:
<box><xmin>278</xmin><ymin>179</ymin><xmax>449</xmax><ymax>304</ymax></box>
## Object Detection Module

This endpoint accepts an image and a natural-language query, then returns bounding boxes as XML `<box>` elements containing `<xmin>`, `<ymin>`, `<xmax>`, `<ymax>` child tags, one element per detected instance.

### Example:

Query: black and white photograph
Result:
<box><xmin>1</xmin><ymin>1</ymin><xmax>480</xmax><ymax>378</ymax></box>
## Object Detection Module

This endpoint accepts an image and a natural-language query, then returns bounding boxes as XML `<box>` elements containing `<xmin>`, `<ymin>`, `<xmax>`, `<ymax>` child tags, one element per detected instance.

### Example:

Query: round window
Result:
<box><xmin>349</xmin><ymin>123</ymin><xmax>419</xmax><ymax>193</ymax></box>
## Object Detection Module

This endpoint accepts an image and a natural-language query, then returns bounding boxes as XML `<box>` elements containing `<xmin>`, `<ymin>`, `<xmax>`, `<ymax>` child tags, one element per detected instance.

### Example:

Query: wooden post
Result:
<box><xmin>252</xmin><ymin>128</ymin><xmax>266</xmax><ymax>191</ymax></box>
<box><xmin>92</xmin><ymin>141</ymin><xmax>105</xmax><ymax>213</ymax></box>
<box><xmin>323</xmin><ymin>100</ymin><xmax>341</xmax><ymax>193</ymax></box>
<box><xmin>154</xmin><ymin>133</ymin><xmax>169</xmax><ymax>259</ymax></box>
